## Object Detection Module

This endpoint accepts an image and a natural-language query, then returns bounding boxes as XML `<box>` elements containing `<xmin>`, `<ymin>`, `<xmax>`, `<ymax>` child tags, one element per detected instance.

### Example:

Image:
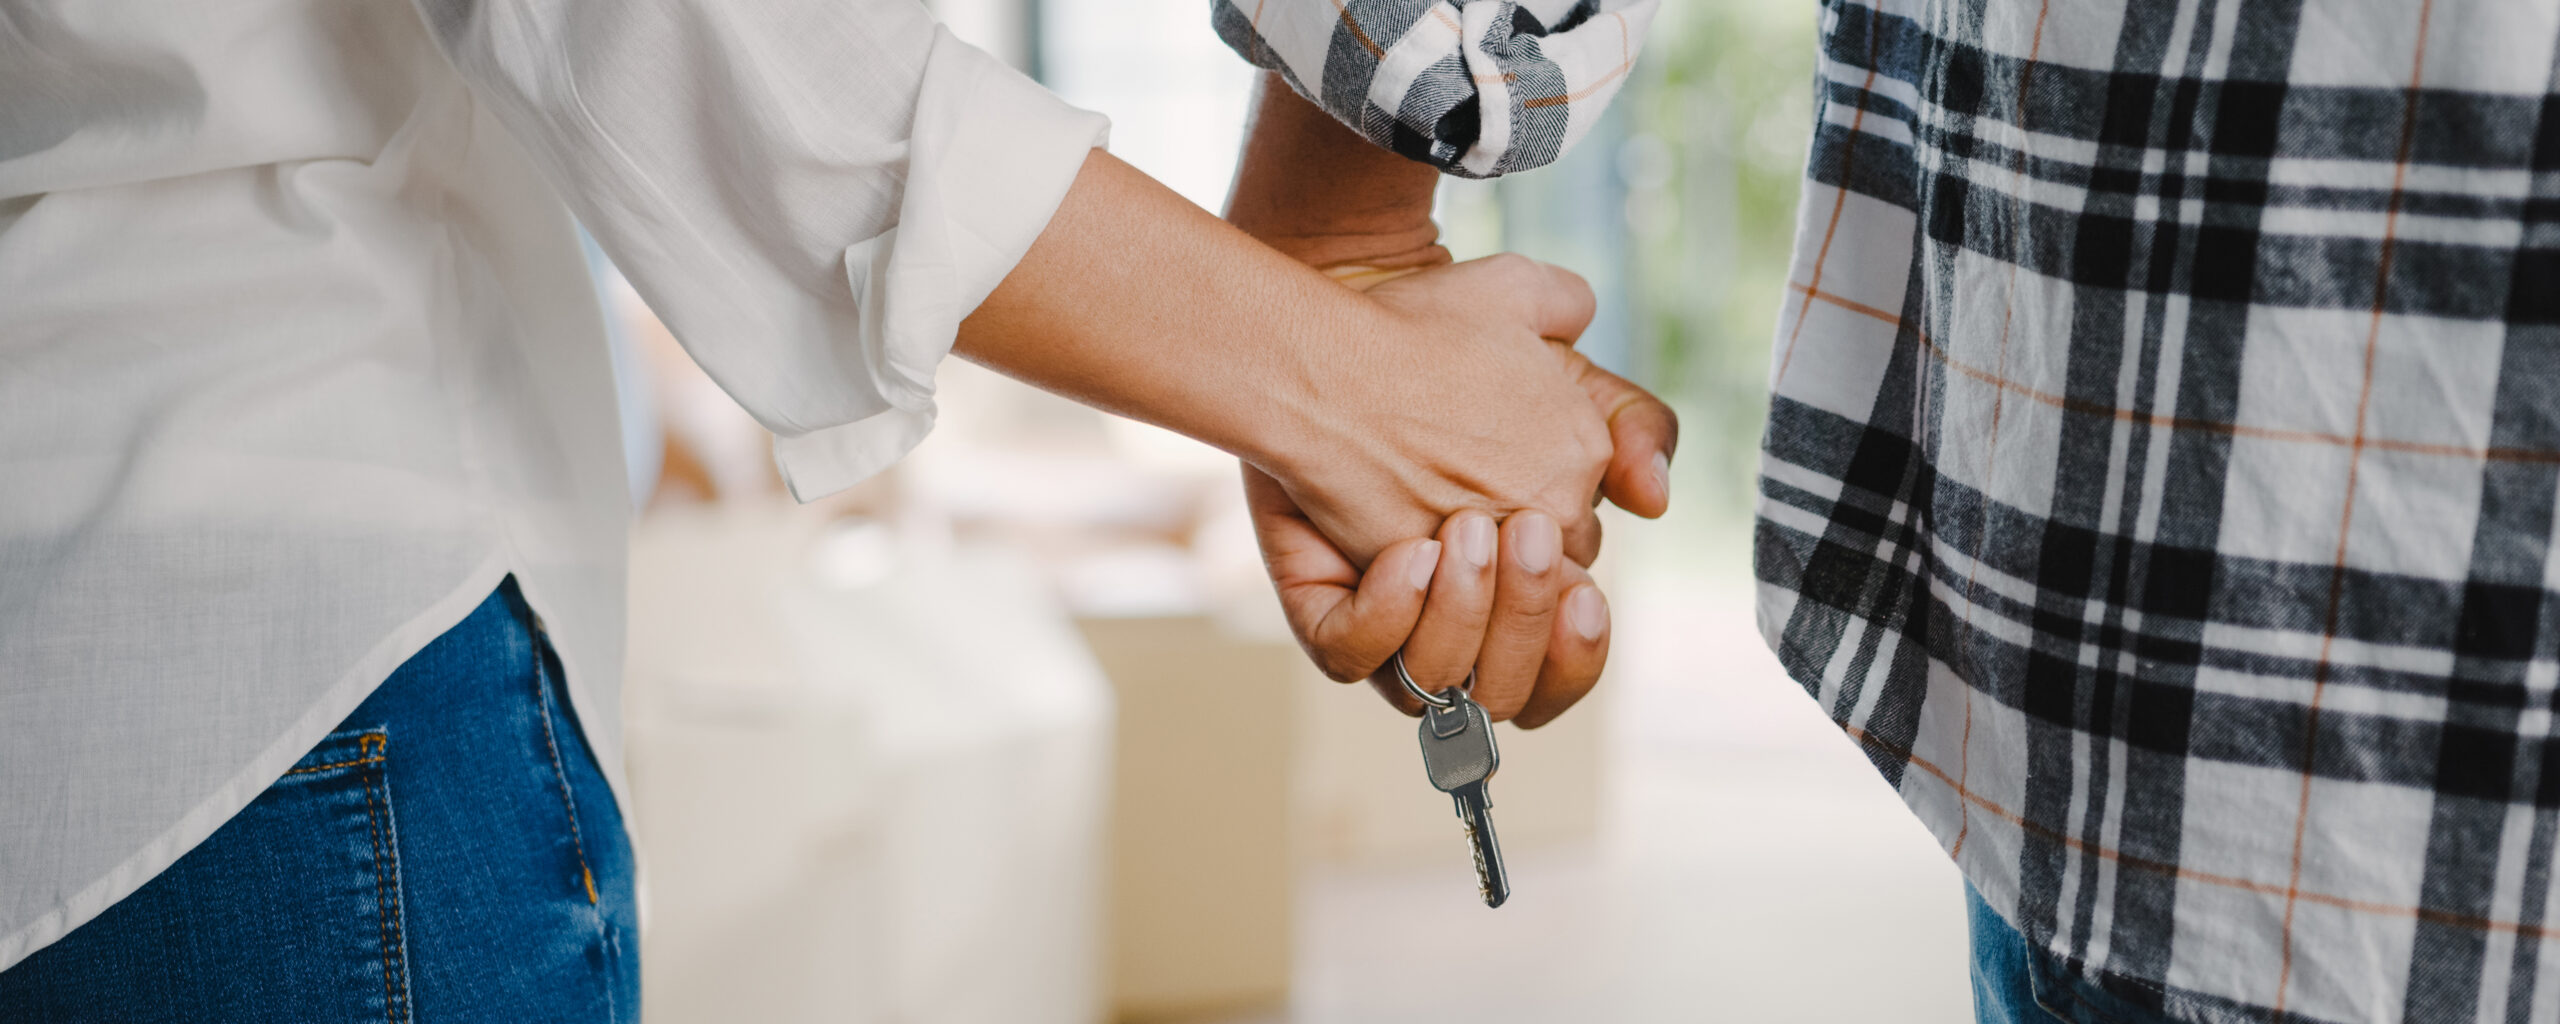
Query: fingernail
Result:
<box><xmin>1568</xmin><ymin>586</ymin><xmax>1608</xmax><ymax>641</ymax></box>
<box><xmin>1459</xmin><ymin>515</ymin><xmax>1495</xmax><ymax>569</ymax></box>
<box><xmin>1407</xmin><ymin>541</ymin><xmax>1442</xmax><ymax>590</ymax></box>
<box><xmin>1514</xmin><ymin>513</ymin><xmax>1558</xmax><ymax>573</ymax></box>
<box><xmin>1651</xmin><ymin>451</ymin><xmax>1671</xmax><ymax>501</ymax></box>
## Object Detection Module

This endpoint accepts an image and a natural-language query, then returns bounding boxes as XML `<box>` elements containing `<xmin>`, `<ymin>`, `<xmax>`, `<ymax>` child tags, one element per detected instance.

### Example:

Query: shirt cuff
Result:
<box><xmin>1211</xmin><ymin>0</ymin><xmax>1655</xmax><ymax>178</ymax></box>
<box><xmin>773</xmin><ymin>28</ymin><xmax>1110</xmax><ymax>502</ymax></box>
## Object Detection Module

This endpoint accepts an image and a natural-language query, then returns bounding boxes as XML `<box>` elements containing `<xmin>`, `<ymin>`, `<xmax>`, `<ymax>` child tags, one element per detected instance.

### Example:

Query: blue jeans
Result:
<box><xmin>0</xmin><ymin>580</ymin><xmax>640</xmax><ymax>1022</ymax></box>
<box><xmin>1971</xmin><ymin>883</ymin><xmax>2176</xmax><ymax>1024</ymax></box>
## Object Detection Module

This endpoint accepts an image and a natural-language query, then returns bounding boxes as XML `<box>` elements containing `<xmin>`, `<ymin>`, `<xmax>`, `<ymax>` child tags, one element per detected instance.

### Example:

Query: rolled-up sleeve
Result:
<box><xmin>1214</xmin><ymin>0</ymin><xmax>1655</xmax><ymax>179</ymax></box>
<box><xmin>414</xmin><ymin>0</ymin><xmax>1109</xmax><ymax>499</ymax></box>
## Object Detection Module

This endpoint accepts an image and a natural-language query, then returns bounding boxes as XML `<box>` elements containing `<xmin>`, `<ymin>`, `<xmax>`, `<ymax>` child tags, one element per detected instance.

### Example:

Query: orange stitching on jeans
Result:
<box><xmin>359</xmin><ymin>758</ymin><xmax>402</xmax><ymax>1023</ymax></box>
<box><xmin>532</xmin><ymin>653</ymin><xmax>600</xmax><ymax>906</ymax></box>
<box><xmin>284</xmin><ymin>755</ymin><xmax>386</xmax><ymax>775</ymax></box>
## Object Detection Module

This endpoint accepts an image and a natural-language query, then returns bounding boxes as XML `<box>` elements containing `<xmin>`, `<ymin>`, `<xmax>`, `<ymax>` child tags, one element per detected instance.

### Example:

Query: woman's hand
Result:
<box><xmin>1256</xmin><ymin>252</ymin><xmax>1618</xmax><ymax>569</ymax></box>
<box><xmin>1223</xmin><ymin>73</ymin><xmax>1677</xmax><ymax>725</ymax></box>
<box><xmin>1243</xmin><ymin>302</ymin><xmax>1677</xmax><ymax>723</ymax></box>
<box><xmin>952</xmin><ymin>146</ymin><xmax>1631</xmax><ymax>587</ymax></box>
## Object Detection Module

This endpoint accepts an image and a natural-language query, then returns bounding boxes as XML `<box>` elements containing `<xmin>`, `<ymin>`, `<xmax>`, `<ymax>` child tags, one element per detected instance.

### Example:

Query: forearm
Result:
<box><xmin>955</xmin><ymin>148</ymin><xmax>1367</xmax><ymax>480</ymax></box>
<box><xmin>1224</xmin><ymin>73</ymin><xmax>1447</xmax><ymax>271</ymax></box>
<box><xmin>955</xmin><ymin>146</ymin><xmax>1614</xmax><ymax>567</ymax></box>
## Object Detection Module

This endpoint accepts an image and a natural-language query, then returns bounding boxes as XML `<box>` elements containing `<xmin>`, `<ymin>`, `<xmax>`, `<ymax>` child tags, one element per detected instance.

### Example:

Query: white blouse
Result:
<box><xmin>0</xmin><ymin>0</ymin><xmax>1106</xmax><ymax>968</ymax></box>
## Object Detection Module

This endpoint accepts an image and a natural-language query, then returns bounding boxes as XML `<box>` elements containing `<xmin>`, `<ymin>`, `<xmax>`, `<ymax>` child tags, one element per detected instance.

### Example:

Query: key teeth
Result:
<box><xmin>1463</xmin><ymin>821</ymin><xmax>1501</xmax><ymax>906</ymax></box>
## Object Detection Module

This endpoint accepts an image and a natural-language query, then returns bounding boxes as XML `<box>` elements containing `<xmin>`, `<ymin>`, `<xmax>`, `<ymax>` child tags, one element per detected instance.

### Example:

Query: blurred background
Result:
<box><xmin>604</xmin><ymin>1</ymin><xmax>1973</xmax><ymax>1020</ymax></box>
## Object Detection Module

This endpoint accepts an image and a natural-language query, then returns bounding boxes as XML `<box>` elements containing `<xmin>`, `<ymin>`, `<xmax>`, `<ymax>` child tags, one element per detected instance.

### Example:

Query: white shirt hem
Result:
<box><xmin>0</xmin><ymin>554</ymin><xmax>517</xmax><ymax>973</ymax></box>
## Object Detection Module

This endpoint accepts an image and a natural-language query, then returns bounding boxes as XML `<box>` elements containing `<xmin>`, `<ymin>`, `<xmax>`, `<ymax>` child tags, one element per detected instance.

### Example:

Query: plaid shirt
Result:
<box><xmin>1756</xmin><ymin>0</ymin><xmax>2560</xmax><ymax>1022</ymax></box>
<box><xmin>1211</xmin><ymin>0</ymin><xmax>1656</xmax><ymax>177</ymax></box>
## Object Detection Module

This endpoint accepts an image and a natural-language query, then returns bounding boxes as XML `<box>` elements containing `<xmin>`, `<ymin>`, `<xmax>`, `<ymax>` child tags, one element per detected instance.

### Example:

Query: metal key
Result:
<box><xmin>1400</xmin><ymin>656</ymin><xmax>1511</xmax><ymax>908</ymax></box>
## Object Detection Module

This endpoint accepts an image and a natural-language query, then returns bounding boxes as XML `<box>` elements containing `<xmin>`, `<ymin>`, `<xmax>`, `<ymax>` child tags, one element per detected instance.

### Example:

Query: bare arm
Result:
<box><xmin>1223</xmin><ymin>74</ymin><xmax>1446</xmax><ymax>274</ymax></box>
<box><xmin>954</xmin><ymin>147</ymin><xmax>1613</xmax><ymax>571</ymax></box>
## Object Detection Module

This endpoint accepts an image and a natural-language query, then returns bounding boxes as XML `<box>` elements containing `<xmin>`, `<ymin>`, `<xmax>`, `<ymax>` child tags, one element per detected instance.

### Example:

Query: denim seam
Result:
<box><xmin>531</xmin><ymin>645</ymin><xmax>599</xmax><ymax>906</ymax></box>
<box><xmin>284</xmin><ymin>755</ymin><xmax>387</xmax><ymax>776</ymax></box>
<box><xmin>354</xmin><ymin>734</ymin><xmax>412</xmax><ymax>1024</ymax></box>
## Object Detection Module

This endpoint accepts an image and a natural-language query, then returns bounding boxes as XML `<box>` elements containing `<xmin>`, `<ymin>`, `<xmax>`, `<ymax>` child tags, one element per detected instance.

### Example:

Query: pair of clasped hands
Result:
<box><xmin>956</xmin><ymin>77</ymin><xmax>1676</xmax><ymax>728</ymax></box>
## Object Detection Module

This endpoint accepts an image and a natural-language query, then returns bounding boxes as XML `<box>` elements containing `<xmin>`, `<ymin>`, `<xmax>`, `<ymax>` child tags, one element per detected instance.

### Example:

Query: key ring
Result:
<box><xmin>1391</xmin><ymin>653</ymin><xmax>1474</xmax><ymax>710</ymax></box>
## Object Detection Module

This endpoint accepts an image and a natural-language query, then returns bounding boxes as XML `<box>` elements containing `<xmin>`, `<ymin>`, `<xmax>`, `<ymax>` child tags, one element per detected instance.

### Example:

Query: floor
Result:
<box><xmin>1225</xmin><ymin>577</ymin><xmax>1978</xmax><ymax>1023</ymax></box>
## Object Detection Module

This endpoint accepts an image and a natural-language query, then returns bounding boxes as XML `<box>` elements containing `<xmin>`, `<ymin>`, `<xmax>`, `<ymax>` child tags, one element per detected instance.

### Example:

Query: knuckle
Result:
<box><xmin>1501</xmin><ymin>585</ymin><xmax>1562</xmax><ymax>619</ymax></box>
<box><xmin>1476</xmin><ymin>686</ymin><xmax>1533</xmax><ymax>723</ymax></box>
<box><xmin>1305</xmin><ymin>645</ymin><xmax>1365</xmax><ymax>683</ymax></box>
<box><xmin>1515</xmin><ymin>694</ymin><xmax>1578</xmax><ymax>731</ymax></box>
<box><xmin>1480</xmin><ymin>648</ymin><xmax>1552</xmax><ymax>701</ymax></box>
<box><xmin>1482</xmin><ymin>253</ymin><xmax>1540</xmax><ymax>294</ymax></box>
<box><xmin>1378</xmin><ymin>687</ymin><xmax>1425</xmax><ymax>717</ymax></box>
<box><xmin>1403</xmin><ymin>653</ymin><xmax>1462</xmax><ymax>690</ymax></box>
<box><xmin>1537</xmin><ymin>495</ymin><xmax>1587</xmax><ymax>536</ymax></box>
<box><xmin>1581</xmin><ymin>417</ymin><xmax>1616</xmax><ymax>458</ymax></box>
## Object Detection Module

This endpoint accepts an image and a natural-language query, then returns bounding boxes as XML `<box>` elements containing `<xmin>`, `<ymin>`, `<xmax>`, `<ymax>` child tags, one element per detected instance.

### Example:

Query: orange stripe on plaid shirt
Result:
<box><xmin>1789</xmin><ymin>281</ymin><xmax>2560</xmax><ymax>467</ymax></box>
<box><xmin>1843</xmin><ymin>725</ymin><xmax>2560</xmax><ymax>942</ymax></box>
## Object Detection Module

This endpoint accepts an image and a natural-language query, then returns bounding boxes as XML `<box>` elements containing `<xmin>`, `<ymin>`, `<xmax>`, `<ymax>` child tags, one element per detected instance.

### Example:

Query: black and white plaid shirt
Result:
<box><xmin>1753</xmin><ymin>0</ymin><xmax>2560</xmax><ymax>1021</ymax></box>
<box><xmin>1221</xmin><ymin>0</ymin><xmax>2560</xmax><ymax>1019</ymax></box>
<box><xmin>1212</xmin><ymin>0</ymin><xmax>1656</xmax><ymax>177</ymax></box>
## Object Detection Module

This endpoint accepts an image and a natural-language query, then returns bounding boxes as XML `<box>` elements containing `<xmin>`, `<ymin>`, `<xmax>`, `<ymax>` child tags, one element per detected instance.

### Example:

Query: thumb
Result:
<box><xmin>1397</xmin><ymin>253</ymin><xmax>1597</xmax><ymax>344</ymax></box>
<box><xmin>1245</xmin><ymin>466</ymin><xmax>1438</xmax><ymax>682</ymax></box>
<box><xmin>1563</xmin><ymin>349</ymin><xmax>1679</xmax><ymax>519</ymax></box>
<box><xmin>1524</xmin><ymin>258</ymin><xmax>1599</xmax><ymax>345</ymax></box>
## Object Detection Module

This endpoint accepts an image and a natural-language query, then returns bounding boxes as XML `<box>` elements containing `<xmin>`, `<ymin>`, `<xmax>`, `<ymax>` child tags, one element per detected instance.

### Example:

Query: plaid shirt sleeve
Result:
<box><xmin>1758</xmin><ymin>1</ymin><xmax>2560</xmax><ymax>1022</ymax></box>
<box><xmin>1210</xmin><ymin>0</ymin><xmax>1657</xmax><ymax>178</ymax></box>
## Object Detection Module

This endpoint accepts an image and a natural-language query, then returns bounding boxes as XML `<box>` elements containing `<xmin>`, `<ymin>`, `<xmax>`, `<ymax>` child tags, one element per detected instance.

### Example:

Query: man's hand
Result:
<box><xmin>1248</xmin><ymin>468</ymin><xmax>1615</xmax><ymax>728</ymax></box>
<box><xmin>1223</xmin><ymin>73</ymin><xmax>1678</xmax><ymax>725</ymax></box>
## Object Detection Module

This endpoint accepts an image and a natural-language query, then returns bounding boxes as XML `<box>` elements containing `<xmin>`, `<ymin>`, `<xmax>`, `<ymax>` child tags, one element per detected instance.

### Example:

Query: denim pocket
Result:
<box><xmin>274</xmin><ymin>727</ymin><xmax>414</xmax><ymax>1024</ymax></box>
<box><xmin>0</xmin><ymin>727</ymin><xmax>417</xmax><ymax>1023</ymax></box>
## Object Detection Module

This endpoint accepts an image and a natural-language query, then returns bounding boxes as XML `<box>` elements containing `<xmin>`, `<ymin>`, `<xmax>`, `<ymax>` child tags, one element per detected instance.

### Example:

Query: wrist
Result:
<box><xmin>1328</xmin><ymin>255</ymin><xmax>1479</xmax><ymax>292</ymax></box>
<box><xmin>1226</xmin><ymin>73</ymin><xmax>1444</xmax><ymax>268</ymax></box>
<box><xmin>1230</xmin><ymin>293</ymin><xmax>1402</xmax><ymax>486</ymax></box>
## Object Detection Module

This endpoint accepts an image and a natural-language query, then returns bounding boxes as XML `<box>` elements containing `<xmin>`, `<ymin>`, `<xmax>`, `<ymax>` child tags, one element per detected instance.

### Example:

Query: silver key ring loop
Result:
<box><xmin>1391</xmin><ymin>653</ymin><xmax>1473</xmax><ymax>709</ymax></box>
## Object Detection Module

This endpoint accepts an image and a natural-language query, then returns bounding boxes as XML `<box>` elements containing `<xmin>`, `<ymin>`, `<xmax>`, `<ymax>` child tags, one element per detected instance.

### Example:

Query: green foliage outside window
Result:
<box><xmin>1624</xmin><ymin>1</ymin><xmax>1819</xmax><ymax>524</ymax></box>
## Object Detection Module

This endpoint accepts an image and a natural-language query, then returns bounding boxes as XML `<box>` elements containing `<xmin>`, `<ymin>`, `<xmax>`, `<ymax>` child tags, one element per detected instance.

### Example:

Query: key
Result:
<box><xmin>1416</xmin><ymin>685</ymin><xmax>1511</xmax><ymax>908</ymax></box>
